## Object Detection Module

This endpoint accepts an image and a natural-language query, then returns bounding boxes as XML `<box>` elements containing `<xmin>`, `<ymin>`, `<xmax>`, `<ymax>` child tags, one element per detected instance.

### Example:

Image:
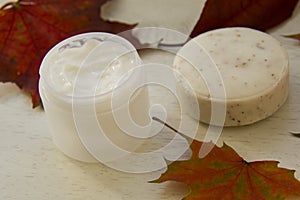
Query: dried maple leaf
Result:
<box><xmin>284</xmin><ymin>33</ymin><xmax>300</xmax><ymax>41</ymax></box>
<box><xmin>191</xmin><ymin>0</ymin><xmax>299</xmax><ymax>37</ymax></box>
<box><xmin>0</xmin><ymin>0</ymin><xmax>134</xmax><ymax>107</ymax></box>
<box><xmin>152</xmin><ymin>140</ymin><xmax>300</xmax><ymax>200</ymax></box>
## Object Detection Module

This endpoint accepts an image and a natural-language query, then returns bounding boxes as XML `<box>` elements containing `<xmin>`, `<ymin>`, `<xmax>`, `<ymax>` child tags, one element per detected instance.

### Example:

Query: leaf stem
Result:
<box><xmin>158</xmin><ymin>40</ymin><xmax>189</xmax><ymax>47</ymax></box>
<box><xmin>0</xmin><ymin>1</ymin><xmax>20</xmax><ymax>10</ymax></box>
<box><xmin>0</xmin><ymin>2</ymin><xmax>14</xmax><ymax>10</ymax></box>
<box><xmin>152</xmin><ymin>116</ymin><xmax>189</xmax><ymax>139</ymax></box>
<box><xmin>290</xmin><ymin>131</ymin><xmax>300</xmax><ymax>137</ymax></box>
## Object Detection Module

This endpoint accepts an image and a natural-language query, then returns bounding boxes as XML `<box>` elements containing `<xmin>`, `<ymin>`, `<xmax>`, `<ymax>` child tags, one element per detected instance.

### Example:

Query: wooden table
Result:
<box><xmin>1</xmin><ymin>1</ymin><xmax>300</xmax><ymax>199</ymax></box>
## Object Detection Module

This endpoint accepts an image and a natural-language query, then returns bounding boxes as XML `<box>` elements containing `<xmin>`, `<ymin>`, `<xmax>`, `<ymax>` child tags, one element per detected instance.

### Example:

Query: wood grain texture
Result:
<box><xmin>0</xmin><ymin>0</ymin><xmax>300</xmax><ymax>199</ymax></box>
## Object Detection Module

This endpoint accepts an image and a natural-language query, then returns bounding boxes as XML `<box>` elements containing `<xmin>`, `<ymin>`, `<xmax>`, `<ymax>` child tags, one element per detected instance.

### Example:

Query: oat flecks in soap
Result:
<box><xmin>174</xmin><ymin>27</ymin><xmax>289</xmax><ymax>127</ymax></box>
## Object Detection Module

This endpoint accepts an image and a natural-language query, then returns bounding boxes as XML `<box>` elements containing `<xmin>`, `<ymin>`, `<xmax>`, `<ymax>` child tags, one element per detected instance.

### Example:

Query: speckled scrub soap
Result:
<box><xmin>174</xmin><ymin>27</ymin><xmax>289</xmax><ymax>126</ymax></box>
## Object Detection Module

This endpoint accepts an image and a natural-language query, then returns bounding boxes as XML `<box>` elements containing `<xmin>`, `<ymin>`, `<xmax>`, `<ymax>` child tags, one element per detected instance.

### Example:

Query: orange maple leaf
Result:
<box><xmin>152</xmin><ymin>139</ymin><xmax>300</xmax><ymax>200</ymax></box>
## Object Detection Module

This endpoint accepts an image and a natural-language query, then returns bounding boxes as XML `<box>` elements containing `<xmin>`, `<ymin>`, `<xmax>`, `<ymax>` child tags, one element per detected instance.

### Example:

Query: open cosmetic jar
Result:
<box><xmin>39</xmin><ymin>32</ymin><xmax>150</xmax><ymax>163</ymax></box>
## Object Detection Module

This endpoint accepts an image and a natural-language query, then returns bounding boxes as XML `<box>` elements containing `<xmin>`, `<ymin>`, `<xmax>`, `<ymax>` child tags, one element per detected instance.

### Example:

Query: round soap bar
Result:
<box><xmin>174</xmin><ymin>27</ymin><xmax>289</xmax><ymax>126</ymax></box>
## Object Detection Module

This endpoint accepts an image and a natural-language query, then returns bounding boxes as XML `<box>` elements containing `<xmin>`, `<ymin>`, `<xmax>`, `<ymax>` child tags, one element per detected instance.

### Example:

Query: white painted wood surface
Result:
<box><xmin>1</xmin><ymin>1</ymin><xmax>300</xmax><ymax>199</ymax></box>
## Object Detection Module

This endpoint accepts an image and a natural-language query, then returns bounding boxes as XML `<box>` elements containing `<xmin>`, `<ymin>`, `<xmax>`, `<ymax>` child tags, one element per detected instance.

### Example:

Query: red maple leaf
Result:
<box><xmin>191</xmin><ymin>0</ymin><xmax>299</xmax><ymax>37</ymax></box>
<box><xmin>0</xmin><ymin>0</ymin><xmax>134</xmax><ymax>107</ymax></box>
<box><xmin>152</xmin><ymin>139</ymin><xmax>300</xmax><ymax>200</ymax></box>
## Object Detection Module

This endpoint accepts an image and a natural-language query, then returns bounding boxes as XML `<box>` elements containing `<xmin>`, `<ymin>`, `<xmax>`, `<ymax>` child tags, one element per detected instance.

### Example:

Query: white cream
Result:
<box><xmin>48</xmin><ymin>39</ymin><xmax>137</xmax><ymax>97</ymax></box>
<box><xmin>174</xmin><ymin>27</ymin><xmax>289</xmax><ymax>126</ymax></box>
<box><xmin>39</xmin><ymin>33</ymin><xmax>150</xmax><ymax>163</ymax></box>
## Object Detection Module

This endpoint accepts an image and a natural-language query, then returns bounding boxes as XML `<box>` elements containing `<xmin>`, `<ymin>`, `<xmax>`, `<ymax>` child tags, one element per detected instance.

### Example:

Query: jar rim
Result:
<box><xmin>39</xmin><ymin>32</ymin><xmax>142</xmax><ymax>101</ymax></box>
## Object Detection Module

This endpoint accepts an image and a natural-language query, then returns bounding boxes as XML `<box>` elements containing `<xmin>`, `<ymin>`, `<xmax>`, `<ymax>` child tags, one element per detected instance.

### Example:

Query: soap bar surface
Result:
<box><xmin>174</xmin><ymin>27</ymin><xmax>289</xmax><ymax>126</ymax></box>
